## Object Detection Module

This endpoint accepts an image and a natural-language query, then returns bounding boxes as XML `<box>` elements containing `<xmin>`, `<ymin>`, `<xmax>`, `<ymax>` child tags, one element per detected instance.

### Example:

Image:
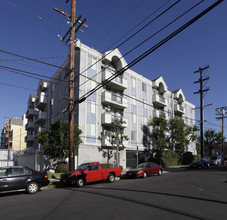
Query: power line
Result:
<box><xmin>0</xmin><ymin>81</ymin><xmax>36</xmax><ymax>92</ymax></box>
<box><xmin>77</xmin><ymin>0</ymin><xmax>204</xmax><ymax>90</ymax></box>
<box><xmin>77</xmin><ymin>0</ymin><xmax>223</xmax><ymax>105</ymax></box>
<box><xmin>0</xmin><ymin>49</ymin><xmax>69</xmax><ymax>70</ymax></box>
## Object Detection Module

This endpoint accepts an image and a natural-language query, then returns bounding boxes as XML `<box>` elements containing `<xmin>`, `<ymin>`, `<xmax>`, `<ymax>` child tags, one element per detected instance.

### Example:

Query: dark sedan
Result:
<box><xmin>0</xmin><ymin>166</ymin><xmax>49</xmax><ymax>194</ymax></box>
<box><xmin>126</xmin><ymin>162</ymin><xmax>163</xmax><ymax>178</ymax></box>
<box><xmin>190</xmin><ymin>158</ymin><xmax>210</xmax><ymax>168</ymax></box>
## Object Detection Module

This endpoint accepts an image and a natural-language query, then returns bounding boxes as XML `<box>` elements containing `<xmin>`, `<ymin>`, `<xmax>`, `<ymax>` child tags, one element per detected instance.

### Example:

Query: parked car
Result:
<box><xmin>126</xmin><ymin>162</ymin><xmax>163</xmax><ymax>178</ymax></box>
<box><xmin>0</xmin><ymin>166</ymin><xmax>49</xmax><ymax>194</ymax></box>
<box><xmin>190</xmin><ymin>158</ymin><xmax>210</xmax><ymax>168</ymax></box>
<box><xmin>60</xmin><ymin>162</ymin><xmax>121</xmax><ymax>187</ymax></box>
<box><xmin>209</xmin><ymin>155</ymin><xmax>224</xmax><ymax>166</ymax></box>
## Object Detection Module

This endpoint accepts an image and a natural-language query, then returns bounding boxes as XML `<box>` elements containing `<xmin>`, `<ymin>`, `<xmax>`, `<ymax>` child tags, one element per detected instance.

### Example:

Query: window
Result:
<box><xmin>0</xmin><ymin>168</ymin><xmax>7</xmax><ymax>177</ymax></box>
<box><xmin>87</xmin><ymin>123</ymin><xmax>96</xmax><ymax>136</ymax></box>
<box><xmin>131</xmin><ymin>77</ymin><xmax>136</xmax><ymax>88</ymax></box>
<box><xmin>143</xmin><ymin>99</ymin><xmax>147</xmax><ymax>109</ymax></box>
<box><xmin>88</xmin><ymin>55</ymin><xmax>96</xmax><ymax>70</ymax></box>
<box><xmin>89</xmin><ymin>163</ymin><xmax>99</xmax><ymax>171</ymax></box>
<box><xmin>131</xmin><ymin>113</ymin><xmax>136</xmax><ymax>123</ymax></box>
<box><xmin>131</xmin><ymin>131</ymin><xmax>136</xmax><ymax>141</ymax></box>
<box><xmin>142</xmin><ymin>82</ymin><xmax>147</xmax><ymax>92</ymax></box>
<box><xmin>87</xmin><ymin>101</ymin><xmax>96</xmax><ymax>113</ymax></box>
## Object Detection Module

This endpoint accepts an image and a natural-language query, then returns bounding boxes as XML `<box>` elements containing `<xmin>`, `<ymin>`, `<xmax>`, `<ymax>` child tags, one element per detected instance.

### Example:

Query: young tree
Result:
<box><xmin>105</xmin><ymin>118</ymin><xmax>128</xmax><ymax>167</ymax></box>
<box><xmin>147</xmin><ymin>115</ymin><xmax>169</xmax><ymax>157</ymax></box>
<box><xmin>203</xmin><ymin>128</ymin><xmax>224</xmax><ymax>156</ymax></box>
<box><xmin>37</xmin><ymin>120</ymin><xmax>82</xmax><ymax>168</ymax></box>
<box><xmin>169</xmin><ymin>117</ymin><xmax>197</xmax><ymax>154</ymax></box>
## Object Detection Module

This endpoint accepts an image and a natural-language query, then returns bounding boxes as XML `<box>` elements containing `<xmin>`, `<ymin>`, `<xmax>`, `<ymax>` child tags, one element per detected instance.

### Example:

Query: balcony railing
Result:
<box><xmin>101</xmin><ymin>91</ymin><xmax>127</xmax><ymax>109</ymax></box>
<box><xmin>25</xmin><ymin>122</ymin><xmax>35</xmax><ymax>130</ymax></box>
<box><xmin>102</xmin><ymin>68</ymin><xmax>127</xmax><ymax>90</ymax></box>
<box><xmin>174</xmin><ymin>104</ymin><xmax>185</xmax><ymax>114</ymax></box>
<box><xmin>26</xmin><ymin>108</ymin><xmax>36</xmax><ymax>119</ymax></box>
<box><xmin>35</xmin><ymin>92</ymin><xmax>47</xmax><ymax>109</ymax></box>
<box><xmin>153</xmin><ymin>110</ymin><xmax>166</xmax><ymax>118</ymax></box>
<box><xmin>101</xmin><ymin>113</ymin><xmax>127</xmax><ymax>127</ymax></box>
<box><xmin>34</xmin><ymin>111</ymin><xmax>47</xmax><ymax>124</ymax></box>
<box><xmin>25</xmin><ymin>133</ymin><xmax>34</xmax><ymax>142</ymax></box>
<box><xmin>153</xmin><ymin>93</ymin><xmax>166</xmax><ymax>107</ymax></box>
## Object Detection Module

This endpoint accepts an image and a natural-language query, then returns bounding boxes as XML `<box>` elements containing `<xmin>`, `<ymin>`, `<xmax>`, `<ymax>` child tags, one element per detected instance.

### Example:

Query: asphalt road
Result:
<box><xmin>1</xmin><ymin>166</ymin><xmax>227</xmax><ymax>220</ymax></box>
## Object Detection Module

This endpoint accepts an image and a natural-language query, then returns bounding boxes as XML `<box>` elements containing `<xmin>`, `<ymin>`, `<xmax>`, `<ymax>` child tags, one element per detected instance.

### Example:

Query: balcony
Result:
<box><xmin>101</xmin><ymin>135</ymin><xmax>128</xmax><ymax>147</ymax></box>
<box><xmin>101</xmin><ymin>113</ymin><xmax>128</xmax><ymax>127</ymax></box>
<box><xmin>25</xmin><ymin>122</ymin><xmax>35</xmax><ymax>131</ymax></box>
<box><xmin>153</xmin><ymin>110</ymin><xmax>166</xmax><ymax>118</ymax></box>
<box><xmin>34</xmin><ymin>111</ymin><xmax>47</xmax><ymax>124</ymax></box>
<box><xmin>101</xmin><ymin>91</ymin><xmax>127</xmax><ymax>109</ymax></box>
<box><xmin>39</xmin><ymin>80</ymin><xmax>48</xmax><ymax>92</ymax></box>
<box><xmin>174</xmin><ymin>104</ymin><xmax>185</xmax><ymax>115</ymax></box>
<box><xmin>153</xmin><ymin>93</ymin><xmax>166</xmax><ymax>107</ymax></box>
<box><xmin>102</xmin><ymin>68</ymin><xmax>127</xmax><ymax>90</ymax></box>
<box><xmin>26</xmin><ymin>108</ymin><xmax>36</xmax><ymax>119</ymax></box>
<box><xmin>25</xmin><ymin>133</ymin><xmax>34</xmax><ymax>142</ymax></box>
<box><xmin>35</xmin><ymin>92</ymin><xmax>47</xmax><ymax>109</ymax></box>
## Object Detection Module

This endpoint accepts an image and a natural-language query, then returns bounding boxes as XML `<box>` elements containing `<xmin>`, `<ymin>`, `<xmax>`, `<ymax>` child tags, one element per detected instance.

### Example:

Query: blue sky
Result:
<box><xmin>0</xmin><ymin>0</ymin><xmax>226</xmax><ymax>135</ymax></box>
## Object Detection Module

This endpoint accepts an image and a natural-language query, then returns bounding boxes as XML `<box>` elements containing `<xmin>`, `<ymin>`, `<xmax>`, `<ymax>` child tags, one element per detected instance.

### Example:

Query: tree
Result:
<box><xmin>203</xmin><ymin>129</ymin><xmax>224</xmax><ymax>156</ymax></box>
<box><xmin>147</xmin><ymin>115</ymin><xmax>169</xmax><ymax>157</ymax></box>
<box><xmin>105</xmin><ymin>118</ymin><xmax>128</xmax><ymax>167</ymax></box>
<box><xmin>169</xmin><ymin>117</ymin><xmax>197</xmax><ymax>154</ymax></box>
<box><xmin>37</xmin><ymin>120</ymin><xmax>82</xmax><ymax>168</ymax></box>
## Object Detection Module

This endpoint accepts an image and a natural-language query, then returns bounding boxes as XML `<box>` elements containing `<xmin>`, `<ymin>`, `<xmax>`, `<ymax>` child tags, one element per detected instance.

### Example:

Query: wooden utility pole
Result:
<box><xmin>216</xmin><ymin>106</ymin><xmax>227</xmax><ymax>156</ymax></box>
<box><xmin>68</xmin><ymin>0</ymin><xmax>76</xmax><ymax>172</ymax></box>
<box><xmin>54</xmin><ymin>1</ymin><xmax>87</xmax><ymax>171</ymax></box>
<box><xmin>194</xmin><ymin>65</ymin><xmax>210</xmax><ymax>157</ymax></box>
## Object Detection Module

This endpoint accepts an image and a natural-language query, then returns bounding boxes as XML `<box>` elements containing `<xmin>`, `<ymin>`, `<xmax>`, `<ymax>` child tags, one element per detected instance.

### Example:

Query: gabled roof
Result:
<box><xmin>152</xmin><ymin>76</ymin><xmax>168</xmax><ymax>93</ymax></box>
<box><xmin>172</xmin><ymin>88</ymin><xmax>185</xmax><ymax>103</ymax></box>
<box><xmin>102</xmin><ymin>48</ymin><xmax>128</xmax><ymax>71</ymax></box>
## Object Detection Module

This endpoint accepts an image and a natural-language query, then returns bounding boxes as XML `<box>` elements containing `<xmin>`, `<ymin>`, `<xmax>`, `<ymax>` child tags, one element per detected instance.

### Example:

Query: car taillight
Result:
<box><xmin>45</xmin><ymin>173</ymin><xmax>48</xmax><ymax>179</ymax></box>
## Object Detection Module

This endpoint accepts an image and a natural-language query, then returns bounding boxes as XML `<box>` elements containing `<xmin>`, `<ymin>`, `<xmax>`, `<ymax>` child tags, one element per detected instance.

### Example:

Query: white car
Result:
<box><xmin>209</xmin><ymin>155</ymin><xmax>224</xmax><ymax>166</ymax></box>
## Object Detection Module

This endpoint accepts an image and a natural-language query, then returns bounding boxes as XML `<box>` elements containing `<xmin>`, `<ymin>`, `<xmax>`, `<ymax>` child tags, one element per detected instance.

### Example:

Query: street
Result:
<box><xmin>1</xmin><ymin>166</ymin><xmax>227</xmax><ymax>220</ymax></box>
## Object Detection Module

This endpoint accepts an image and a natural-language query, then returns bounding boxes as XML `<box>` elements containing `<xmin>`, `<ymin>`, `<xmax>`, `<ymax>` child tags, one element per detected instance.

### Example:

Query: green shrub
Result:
<box><xmin>162</xmin><ymin>150</ymin><xmax>179</xmax><ymax>159</ymax></box>
<box><xmin>100</xmin><ymin>163</ymin><xmax>113</xmax><ymax>169</ymax></box>
<box><xmin>162</xmin><ymin>157</ymin><xmax>180</xmax><ymax>167</ymax></box>
<box><xmin>55</xmin><ymin>163</ymin><xmax>69</xmax><ymax>173</ymax></box>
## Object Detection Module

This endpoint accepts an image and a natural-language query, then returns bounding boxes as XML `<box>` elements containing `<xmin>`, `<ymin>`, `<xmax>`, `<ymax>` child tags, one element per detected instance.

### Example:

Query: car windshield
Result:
<box><xmin>77</xmin><ymin>163</ymin><xmax>90</xmax><ymax>171</ymax></box>
<box><xmin>136</xmin><ymin>163</ymin><xmax>147</xmax><ymax>168</ymax></box>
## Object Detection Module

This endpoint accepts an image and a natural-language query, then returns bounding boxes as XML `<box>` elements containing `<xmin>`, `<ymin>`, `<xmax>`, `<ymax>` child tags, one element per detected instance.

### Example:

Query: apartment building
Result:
<box><xmin>25</xmin><ymin>40</ymin><xmax>196</xmax><ymax>169</ymax></box>
<box><xmin>1</xmin><ymin>117</ymin><xmax>27</xmax><ymax>151</ymax></box>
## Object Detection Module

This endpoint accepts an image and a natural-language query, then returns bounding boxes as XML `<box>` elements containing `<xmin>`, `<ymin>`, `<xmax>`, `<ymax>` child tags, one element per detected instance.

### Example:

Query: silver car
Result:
<box><xmin>209</xmin><ymin>155</ymin><xmax>224</xmax><ymax>166</ymax></box>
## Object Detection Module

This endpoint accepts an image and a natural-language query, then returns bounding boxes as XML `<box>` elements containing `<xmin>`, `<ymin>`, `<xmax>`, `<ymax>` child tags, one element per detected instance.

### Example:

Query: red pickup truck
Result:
<box><xmin>60</xmin><ymin>162</ymin><xmax>121</xmax><ymax>187</ymax></box>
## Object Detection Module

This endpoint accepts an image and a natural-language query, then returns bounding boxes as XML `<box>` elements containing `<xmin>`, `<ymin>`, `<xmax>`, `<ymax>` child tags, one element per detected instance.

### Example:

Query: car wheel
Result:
<box><xmin>108</xmin><ymin>173</ymin><xmax>115</xmax><ymax>183</ymax></box>
<box><xmin>143</xmin><ymin>172</ymin><xmax>147</xmax><ymax>178</ymax></box>
<box><xmin>27</xmin><ymin>182</ymin><xmax>39</xmax><ymax>194</ymax></box>
<box><xmin>158</xmin><ymin>170</ymin><xmax>162</xmax><ymax>176</ymax></box>
<box><xmin>77</xmin><ymin>178</ymin><xmax>84</xmax><ymax>187</ymax></box>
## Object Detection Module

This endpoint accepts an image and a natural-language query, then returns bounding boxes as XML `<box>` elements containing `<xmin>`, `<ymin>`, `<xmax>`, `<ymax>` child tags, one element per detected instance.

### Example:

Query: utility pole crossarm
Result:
<box><xmin>193</xmin><ymin>65</ymin><xmax>210</xmax><ymax>158</ymax></box>
<box><xmin>53</xmin><ymin>6</ymin><xmax>88</xmax><ymax>28</ymax></box>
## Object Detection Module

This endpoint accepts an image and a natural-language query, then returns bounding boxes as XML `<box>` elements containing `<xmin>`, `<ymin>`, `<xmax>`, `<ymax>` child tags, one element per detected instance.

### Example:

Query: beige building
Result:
<box><xmin>1</xmin><ymin>117</ymin><xmax>27</xmax><ymax>151</ymax></box>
